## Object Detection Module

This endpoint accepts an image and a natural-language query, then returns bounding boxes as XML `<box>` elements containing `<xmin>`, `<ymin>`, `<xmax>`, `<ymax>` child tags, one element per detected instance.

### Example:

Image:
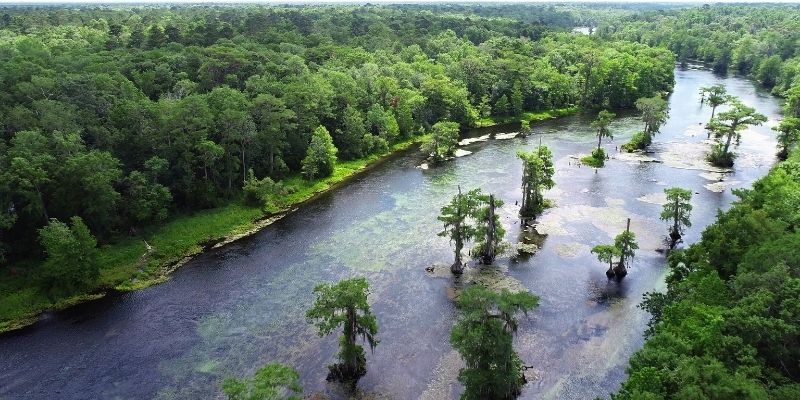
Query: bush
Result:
<box><xmin>242</xmin><ymin>170</ymin><xmax>292</xmax><ymax>212</ymax></box>
<box><xmin>38</xmin><ymin>216</ymin><xmax>99</xmax><ymax>297</ymax></box>
<box><xmin>707</xmin><ymin>143</ymin><xmax>735</xmax><ymax>167</ymax></box>
<box><xmin>621</xmin><ymin>131</ymin><xmax>652</xmax><ymax>152</ymax></box>
<box><xmin>581</xmin><ymin>147</ymin><xmax>606</xmax><ymax>167</ymax></box>
<box><xmin>362</xmin><ymin>133</ymin><xmax>389</xmax><ymax>155</ymax></box>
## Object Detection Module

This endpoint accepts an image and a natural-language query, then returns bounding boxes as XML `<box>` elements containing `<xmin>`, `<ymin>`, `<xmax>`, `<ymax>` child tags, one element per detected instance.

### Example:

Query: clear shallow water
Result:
<box><xmin>0</xmin><ymin>68</ymin><xmax>783</xmax><ymax>400</ymax></box>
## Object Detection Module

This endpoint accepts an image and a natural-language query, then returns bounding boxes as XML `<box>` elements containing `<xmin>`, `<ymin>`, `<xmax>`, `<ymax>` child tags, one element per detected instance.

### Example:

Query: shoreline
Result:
<box><xmin>0</xmin><ymin>107</ymin><xmax>581</xmax><ymax>334</ymax></box>
<box><xmin>0</xmin><ymin>136</ymin><xmax>425</xmax><ymax>334</ymax></box>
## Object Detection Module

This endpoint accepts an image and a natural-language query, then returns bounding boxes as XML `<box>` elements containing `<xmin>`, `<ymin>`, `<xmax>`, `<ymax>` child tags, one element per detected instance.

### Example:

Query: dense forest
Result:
<box><xmin>0</xmin><ymin>5</ymin><xmax>673</xmax><ymax>326</ymax></box>
<box><xmin>599</xmin><ymin>4</ymin><xmax>800</xmax><ymax>97</ymax></box>
<box><xmin>605</xmin><ymin>5</ymin><xmax>800</xmax><ymax>399</ymax></box>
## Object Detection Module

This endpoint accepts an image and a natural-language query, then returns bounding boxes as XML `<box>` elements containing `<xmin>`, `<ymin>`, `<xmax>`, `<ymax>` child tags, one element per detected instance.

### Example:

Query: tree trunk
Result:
<box><xmin>345</xmin><ymin>306</ymin><xmax>357</xmax><ymax>374</ymax></box>
<box><xmin>597</xmin><ymin>129</ymin><xmax>603</xmax><ymax>151</ymax></box>
<box><xmin>606</xmin><ymin>260</ymin><xmax>615</xmax><ymax>279</ymax></box>
<box><xmin>613</xmin><ymin>218</ymin><xmax>631</xmax><ymax>279</ymax></box>
<box><xmin>452</xmin><ymin>223</ymin><xmax>464</xmax><ymax>274</ymax></box>
<box><xmin>723</xmin><ymin>126</ymin><xmax>736</xmax><ymax>156</ymax></box>
<box><xmin>483</xmin><ymin>195</ymin><xmax>497</xmax><ymax>265</ymax></box>
<box><xmin>670</xmin><ymin>200</ymin><xmax>681</xmax><ymax>248</ymax></box>
<box><xmin>269</xmin><ymin>150</ymin><xmax>274</xmax><ymax>175</ymax></box>
<box><xmin>241</xmin><ymin>143</ymin><xmax>247</xmax><ymax>183</ymax></box>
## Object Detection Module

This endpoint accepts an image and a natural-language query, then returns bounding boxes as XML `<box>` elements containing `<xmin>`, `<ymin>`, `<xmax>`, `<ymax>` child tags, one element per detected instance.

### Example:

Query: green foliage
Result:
<box><xmin>591</xmin><ymin>244</ymin><xmax>621</xmax><ymax>273</ymax></box>
<box><xmin>422</xmin><ymin>121</ymin><xmax>460</xmax><ymax>162</ymax></box>
<box><xmin>614</xmin><ymin>229</ymin><xmax>638</xmax><ymax>265</ymax></box>
<box><xmin>701</xmin><ymin>84</ymin><xmax>729</xmax><ymax>124</ymax></box>
<box><xmin>518</xmin><ymin>146</ymin><xmax>555</xmax><ymax>218</ymax></box>
<box><xmin>306</xmin><ymin>277</ymin><xmax>378</xmax><ymax>383</ymax></box>
<box><xmin>450</xmin><ymin>285</ymin><xmax>539</xmax><ymax>400</ymax></box>
<box><xmin>581</xmin><ymin>147</ymin><xmax>606</xmax><ymax>168</ymax></box>
<box><xmin>635</xmin><ymin>96</ymin><xmax>669</xmax><ymax>135</ymax></box>
<box><xmin>471</xmin><ymin>193</ymin><xmax>506</xmax><ymax>265</ymax></box>
<box><xmin>615</xmin><ymin>149</ymin><xmax>800</xmax><ymax>399</ymax></box>
<box><xmin>38</xmin><ymin>216</ymin><xmax>99</xmax><ymax>296</ymax></box>
<box><xmin>222</xmin><ymin>363</ymin><xmax>302</xmax><ymax>400</ymax></box>
<box><xmin>773</xmin><ymin>117</ymin><xmax>800</xmax><ymax>160</ymax></box>
<box><xmin>0</xmin><ymin>3</ymin><xmax>674</xmax><ymax>328</ymax></box>
<box><xmin>438</xmin><ymin>187</ymin><xmax>481</xmax><ymax>274</ymax></box>
<box><xmin>242</xmin><ymin>170</ymin><xmax>291</xmax><ymax>212</ymax></box>
<box><xmin>301</xmin><ymin>126</ymin><xmax>338</xmax><ymax>180</ymax></box>
<box><xmin>591</xmin><ymin>109</ymin><xmax>615</xmax><ymax>150</ymax></box>
<box><xmin>123</xmin><ymin>171</ymin><xmax>172</xmax><ymax>227</ymax></box>
<box><xmin>660</xmin><ymin>187</ymin><xmax>692</xmax><ymax>246</ymax></box>
<box><xmin>706</xmin><ymin>97</ymin><xmax>767</xmax><ymax>167</ymax></box>
<box><xmin>707</xmin><ymin>143</ymin><xmax>737</xmax><ymax>168</ymax></box>
<box><xmin>621</xmin><ymin>131</ymin><xmax>652</xmax><ymax>152</ymax></box>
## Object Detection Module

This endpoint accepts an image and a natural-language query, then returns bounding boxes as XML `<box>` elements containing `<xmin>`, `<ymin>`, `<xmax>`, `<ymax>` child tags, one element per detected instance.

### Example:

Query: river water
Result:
<box><xmin>0</xmin><ymin>67</ymin><xmax>783</xmax><ymax>400</ymax></box>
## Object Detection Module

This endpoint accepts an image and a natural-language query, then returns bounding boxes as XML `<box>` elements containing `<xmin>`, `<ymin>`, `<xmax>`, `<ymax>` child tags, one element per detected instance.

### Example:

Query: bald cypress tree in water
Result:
<box><xmin>612</xmin><ymin>219</ymin><xmax>638</xmax><ymax>279</ymax></box>
<box><xmin>517</xmin><ymin>145</ymin><xmax>555</xmax><ymax>221</ymax></box>
<box><xmin>472</xmin><ymin>193</ymin><xmax>506</xmax><ymax>265</ymax></box>
<box><xmin>306</xmin><ymin>277</ymin><xmax>378</xmax><ymax>385</ymax></box>
<box><xmin>450</xmin><ymin>285</ymin><xmax>539</xmax><ymax>400</ymax></box>
<box><xmin>660</xmin><ymin>187</ymin><xmax>692</xmax><ymax>249</ymax></box>
<box><xmin>438</xmin><ymin>187</ymin><xmax>480</xmax><ymax>274</ymax></box>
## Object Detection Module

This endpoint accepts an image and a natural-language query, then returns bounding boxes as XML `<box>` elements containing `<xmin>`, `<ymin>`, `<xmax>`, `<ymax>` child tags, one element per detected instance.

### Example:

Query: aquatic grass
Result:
<box><xmin>477</xmin><ymin>107</ymin><xmax>579</xmax><ymax>128</ymax></box>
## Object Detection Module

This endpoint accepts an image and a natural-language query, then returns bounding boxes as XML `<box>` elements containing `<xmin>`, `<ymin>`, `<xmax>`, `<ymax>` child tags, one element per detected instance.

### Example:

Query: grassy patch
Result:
<box><xmin>621</xmin><ymin>131</ymin><xmax>652</xmax><ymax>152</ymax></box>
<box><xmin>0</xmin><ymin>135</ymin><xmax>427</xmax><ymax>332</ymax></box>
<box><xmin>581</xmin><ymin>148</ymin><xmax>607</xmax><ymax>168</ymax></box>
<box><xmin>477</xmin><ymin>106</ymin><xmax>579</xmax><ymax>128</ymax></box>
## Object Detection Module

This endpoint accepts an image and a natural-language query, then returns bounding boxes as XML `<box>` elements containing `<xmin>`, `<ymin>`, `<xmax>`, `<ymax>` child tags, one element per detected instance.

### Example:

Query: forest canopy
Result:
<box><xmin>0</xmin><ymin>5</ymin><xmax>673</xmax><ymax>267</ymax></box>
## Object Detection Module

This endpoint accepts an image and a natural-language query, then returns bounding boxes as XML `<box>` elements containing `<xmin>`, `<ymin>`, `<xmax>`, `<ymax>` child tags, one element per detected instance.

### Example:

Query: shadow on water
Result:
<box><xmin>0</xmin><ymin>68</ymin><xmax>783</xmax><ymax>400</ymax></box>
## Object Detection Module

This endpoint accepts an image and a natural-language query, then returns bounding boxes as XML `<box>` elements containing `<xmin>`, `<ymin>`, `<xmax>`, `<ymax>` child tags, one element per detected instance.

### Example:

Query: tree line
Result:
<box><xmin>0</xmin><ymin>5</ymin><xmax>674</xmax><ymax>283</ymax></box>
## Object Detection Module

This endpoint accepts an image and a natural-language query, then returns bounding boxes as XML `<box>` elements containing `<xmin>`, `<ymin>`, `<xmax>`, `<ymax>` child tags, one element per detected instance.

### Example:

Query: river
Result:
<box><xmin>0</xmin><ymin>67</ymin><xmax>783</xmax><ymax>400</ymax></box>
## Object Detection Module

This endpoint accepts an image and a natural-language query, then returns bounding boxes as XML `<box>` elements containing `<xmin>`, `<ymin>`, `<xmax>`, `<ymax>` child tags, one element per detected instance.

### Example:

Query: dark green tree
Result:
<box><xmin>38</xmin><ymin>216</ymin><xmax>99</xmax><ymax>296</ymax></box>
<box><xmin>438</xmin><ymin>187</ymin><xmax>480</xmax><ymax>274</ymax></box>
<box><xmin>518</xmin><ymin>145</ymin><xmax>555</xmax><ymax>219</ymax></box>
<box><xmin>591</xmin><ymin>244</ymin><xmax>621</xmax><ymax>279</ymax></box>
<box><xmin>635</xmin><ymin>96</ymin><xmax>669</xmax><ymax>136</ymax></box>
<box><xmin>301</xmin><ymin>126</ymin><xmax>338</xmax><ymax>180</ymax></box>
<box><xmin>660</xmin><ymin>187</ymin><xmax>692</xmax><ymax>248</ymax></box>
<box><xmin>700</xmin><ymin>84</ymin><xmax>728</xmax><ymax>128</ymax></box>
<box><xmin>612</xmin><ymin>219</ymin><xmax>638</xmax><ymax>279</ymax></box>
<box><xmin>707</xmin><ymin>98</ymin><xmax>767</xmax><ymax>167</ymax></box>
<box><xmin>450</xmin><ymin>285</ymin><xmax>539</xmax><ymax>400</ymax></box>
<box><xmin>422</xmin><ymin>121</ymin><xmax>460</xmax><ymax>162</ymax></box>
<box><xmin>472</xmin><ymin>193</ymin><xmax>505</xmax><ymax>265</ymax></box>
<box><xmin>306</xmin><ymin>277</ymin><xmax>378</xmax><ymax>384</ymax></box>
<box><xmin>773</xmin><ymin>117</ymin><xmax>800</xmax><ymax>160</ymax></box>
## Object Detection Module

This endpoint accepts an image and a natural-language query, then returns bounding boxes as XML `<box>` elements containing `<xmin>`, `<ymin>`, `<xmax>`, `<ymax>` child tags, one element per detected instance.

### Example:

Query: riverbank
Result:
<box><xmin>0</xmin><ymin>106</ymin><xmax>589</xmax><ymax>333</ymax></box>
<box><xmin>476</xmin><ymin>106</ymin><xmax>579</xmax><ymax>127</ymax></box>
<box><xmin>0</xmin><ymin>135</ymin><xmax>427</xmax><ymax>333</ymax></box>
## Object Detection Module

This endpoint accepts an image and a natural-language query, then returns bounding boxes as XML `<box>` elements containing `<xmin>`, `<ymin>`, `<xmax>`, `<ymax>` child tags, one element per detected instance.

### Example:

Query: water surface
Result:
<box><xmin>0</xmin><ymin>68</ymin><xmax>782</xmax><ymax>400</ymax></box>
